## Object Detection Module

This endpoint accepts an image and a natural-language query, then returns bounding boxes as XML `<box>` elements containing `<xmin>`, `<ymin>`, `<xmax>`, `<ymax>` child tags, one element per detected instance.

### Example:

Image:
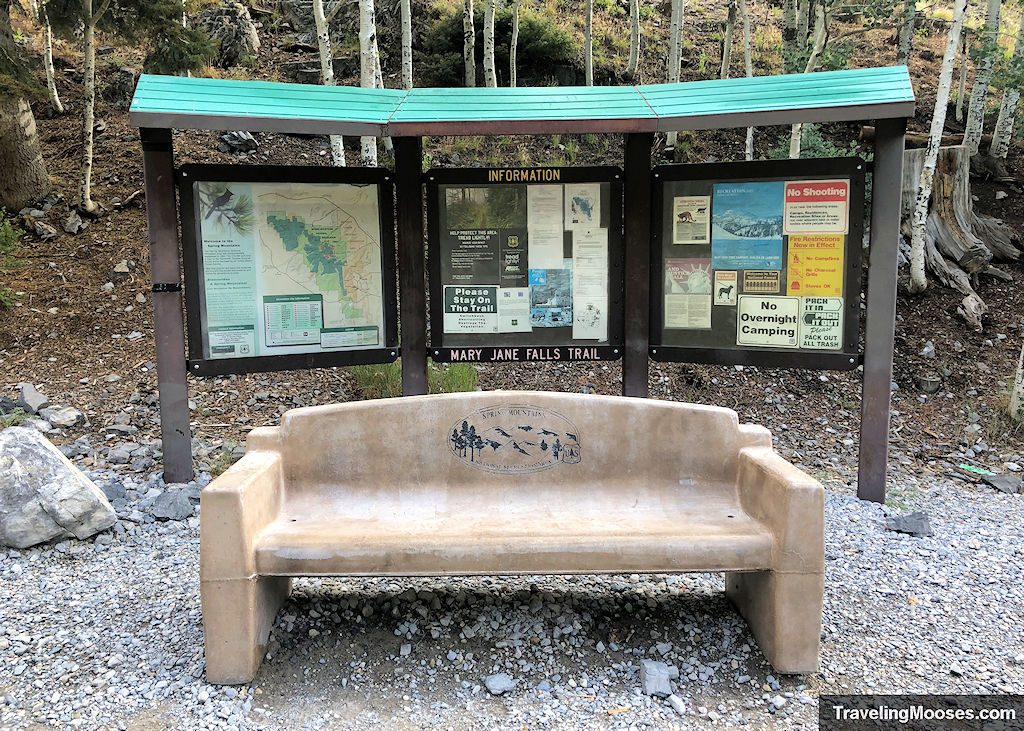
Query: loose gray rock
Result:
<box><xmin>981</xmin><ymin>474</ymin><xmax>1022</xmax><ymax>494</ymax></box>
<box><xmin>0</xmin><ymin>395</ymin><xmax>18</xmax><ymax>415</ymax></box>
<box><xmin>919</xmin><ymin>340</ymin><xmax>936</xmax><ymax>359</ymax></box>
<box><xmin>667</xmin><ymin>693</ymin><xmax>686</xmax><ymax>715</ymax></box>
<box><xmin>885</xmin><ymin>511</ymin><xmax>933</xmax><ymax>537</ymax></box>
<box><xmin>39</xmin><ymin>406</ymin><xmax>85</xmax><ymax>428</ymax></box>
<box><xmin>0</xmin><ymin>427</ymin><xmax>116</xmax><ymax>548</ymax></box>
<box><xmin>34</xmin><ymin>221</ymin><xmax>57</xmax><ymax>240</ymax></box>
<box><xmin>640</xmin><ymin>659</ymin><xmax>677</xmax><ymax>697</ymax></box>
<box><xmin>483</xmin><ymin>673</ymin><xmax>515</xmax><ymax>695</ymax></box>
<box><xmin>219</xmin><ymin>130</ymin><xmax>258</xmax><ymax>153</ymax></box>
<box><xmin>150</xmin><ymin>490</ymin><xmax>193</xmax><ymax>521</ymax></box>
<box><xmin>16</xmin><ymin>383</ymin><xmax>49</xmax><ymax>414</ymax></box>
<box><xmin>62</xmin><ymin>211</ymin><xmax>88</xmax><ymax>235</ymax></box>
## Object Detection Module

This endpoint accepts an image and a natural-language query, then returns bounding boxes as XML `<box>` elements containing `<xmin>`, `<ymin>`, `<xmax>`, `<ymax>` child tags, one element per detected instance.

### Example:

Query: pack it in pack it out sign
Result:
<box><xmin>427</xmin><ymin>167</ymin><xmax>623</xmax><ymax>362</ymax></box>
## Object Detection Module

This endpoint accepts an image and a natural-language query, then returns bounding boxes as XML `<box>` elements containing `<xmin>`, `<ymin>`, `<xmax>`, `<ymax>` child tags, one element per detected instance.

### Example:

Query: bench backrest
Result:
<box><xmin>247</xmin><ymin>391</ymin><xmax>770</xmax><ymax>500</ymax></box>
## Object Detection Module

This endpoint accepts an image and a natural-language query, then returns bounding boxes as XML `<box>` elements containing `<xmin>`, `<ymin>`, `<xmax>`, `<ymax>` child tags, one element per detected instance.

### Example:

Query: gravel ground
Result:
<box><xmin>2</xmin><ymin>458</ymin><xmax>1023</xmax><ymax>730</ymax></box>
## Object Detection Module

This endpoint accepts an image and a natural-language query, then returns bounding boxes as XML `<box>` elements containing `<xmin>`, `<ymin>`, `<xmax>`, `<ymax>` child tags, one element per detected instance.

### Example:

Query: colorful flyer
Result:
<box><xmin>499</xmin><ymin>230</ymin><xmax>528</xmax><ymax>288</ymax></box>
<box><xmin>443</xmin><ymin>285</ymin><xmax>498</xmax><ymax>333</ymax></box>
<box><xmin>713</xmin><ymin>270</ymin><xmax>737</xmax><ymax>306</ymax></box>
<box><xmin>564</xmin><ymin>183</ymin><xmax>601</xmax><ymax>230</ymax></box>
<box><xmin>711</xmin><ymin>181</ymin><xmax>784</xmax><ymax>270</ymax></box>
<box><xmin>529</xmin><ymin>261</ymin><xmax>573</xmax><ymax>327</ymax></box>
<box><xmin>665</xmin><ymin>294</ymin><xmax>712</xmax><ymax>329</ymax></box>
<box><xmin>786</xmin><ymin>233</ymin><xmax>844</xmax><ymax>296</ymax></box>
<box><xmin>736</xmin><ymin>295</ymin><xmax>799</xmax><ymax>348</ymax></box>
<box><xmin>784</xmin><ymin>179</ymin><xmax>850</xmax><ymax>234</ymax></box>
<box><xmin>665</xmin><ymin>258</ymin><xmax>713</xmax><ymax>294</ymax></box>
<box><xmin>743</xmin><ymin>270</ymin><xmax>781</xmax><ymax>294</ymax></box>
<box><xmin>672</xmin><ymin>195</ymin><xmax>711</xmax><ymax>244</ymax></box>
<box><xmin>799</xmin><ymin>296</ymin><xmax>844</xmax><ymax>350</ymax></box>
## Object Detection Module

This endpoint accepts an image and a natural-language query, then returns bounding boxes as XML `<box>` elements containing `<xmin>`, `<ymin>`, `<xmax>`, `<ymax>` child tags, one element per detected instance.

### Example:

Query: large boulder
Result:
<box><xmin>196</xmin><ymin>3</ymin><xmax>260</xmax><ymax>68</ymax></box>
<box><xmin>0</xmin><ymin>427</ymin><xmax>116</xmax><ymax>548</ymax></box>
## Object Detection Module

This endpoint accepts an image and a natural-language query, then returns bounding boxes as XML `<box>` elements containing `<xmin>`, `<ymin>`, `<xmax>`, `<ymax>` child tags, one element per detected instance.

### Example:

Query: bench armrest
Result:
<box><xmin>735</xmin><ymin>447</ymin><xmax>824</xmax><ymax>573</ymax></box>
<box><xmin>200</xmin><ymin>450</ymin><xmax>284</xmax><ymax>579</ymax></box>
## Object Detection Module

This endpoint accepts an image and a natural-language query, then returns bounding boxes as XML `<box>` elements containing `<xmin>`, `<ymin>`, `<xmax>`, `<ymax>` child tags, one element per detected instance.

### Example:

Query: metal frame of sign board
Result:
<box><xmin>424</xmin><ymin>166</ymin><xmax>625</xmax><ymax>363</ymax></box>
<box><xmin>177</xmin><ymin>164</ymin><xmax>400</xmax><ymax>376</ymax></box>
<box><xmin>649</xmin><ymin>157</ymin><xmax>866</xmax><ymax>370</ymax></box>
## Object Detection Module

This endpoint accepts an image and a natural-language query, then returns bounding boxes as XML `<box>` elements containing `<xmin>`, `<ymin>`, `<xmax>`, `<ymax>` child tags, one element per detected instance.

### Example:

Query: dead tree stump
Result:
<box><xmin>900</xmin><ymin>145</ymin><xmax>1021</xmax><ymax>331</ymax></box>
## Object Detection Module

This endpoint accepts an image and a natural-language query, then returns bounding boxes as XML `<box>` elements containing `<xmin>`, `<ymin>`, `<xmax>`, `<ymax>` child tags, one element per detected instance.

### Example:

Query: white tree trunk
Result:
<box><xmin>80</xmin><ymin>1</ymin><xmax>98</xmax><ymax>214</ymax></box>
<box><xmin>510</xmin><ymin>0</ymin><xmax>520</xmax><ymax>87</ymax></box>
<box><xmin>483</xmin><ymin>0</ymin><xmax>496</xmax><ymax>87</ymax></box>
<box><xmin>896</xmin><ymin>2</ymin><xmax>915</xmax><ymax>65</ymax></box>
<box><xmin>908</xmin><ymin>0</ymin><xmax>968</xmax><ymax>293</ymax></box>
<box><xmin>963</xmin><ymin>0</ymin><xmax>1001</xmax><ymax>155</ymax></box>
<box><xmin>1011</xmin><ymin>342</ymin><xmax>1024</xmax><ymax>421</ymax></box>
<box><xmin>796</xmin><ymin>0</ymin><xmax>809</xmax><ymax>45</ymax></box>
<box><xmin>585</xmin><ymin>0</ymin><xmax>594</xmax><ymax>86</ymax></box>
<box><xmin>42</xmin><ymin>7</ymin><xmax>63</xmax><ymax>114</ymax></box>
<box><xmin>783</xmin><ymin>0</ymin><xmax>796</xmax><ymax>71</ymax></box>
<box><xmin>955</xmin><ymin>35</ymin><xmax>967</xmax><ymax>123</ymax></box>
<box><xmin>666</xmin><ymin>0</ymin><xmax>683</xmax><ymax>147</ymax></box>
<box><xmin>371</xmin><ymin>28</ymin><xmax>392</xmax><ymax>153</ymax></box>
<box><xmin>313</xmin><ymin>0</ymin><xmax>346</xmax><ymax>166</ymax></box>
<box><xmin>463</xmin><ymin>0</ymin><xmax>476</xmax><ymax>87</ymax></box>
<box><xmin>401</xmin><ymin>0</ymin><xmax>413</xmax><ymax>90</ymax></box>
<box><xmin>626</xmin><ymin>0</ymin><xmax>640</xmax><ymax>81</ymax></box>
<box><xmin>788</xmin><ymin>3</ymin><xmax>826</xmax><ymax>159</ymax></box>
<box><xmin>359</xmin><ymin>0</ymin><xmax>378</xmax><ymax>166</ymax></box>
<box><xmin>740</xmin><ymin>0</ymin><xmax>753</xmax><ymax>160</ymax></box>
<box><xmin>989</xmin><ymin>20</ymin><xmax>1024</xmax><ymax>159</ymax></box>
<box><xmin>720</xmin><ymin>0</ymin><xmax>735</xmax><ymax>79</ymax></box>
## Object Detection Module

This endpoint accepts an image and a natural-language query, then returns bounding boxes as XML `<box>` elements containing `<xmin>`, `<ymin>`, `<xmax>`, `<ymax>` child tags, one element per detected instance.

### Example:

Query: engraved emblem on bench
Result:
<box><xmin>448</xmin><ymin>405</ymin><xmax>581</xmax><ymax>474</ymax></box>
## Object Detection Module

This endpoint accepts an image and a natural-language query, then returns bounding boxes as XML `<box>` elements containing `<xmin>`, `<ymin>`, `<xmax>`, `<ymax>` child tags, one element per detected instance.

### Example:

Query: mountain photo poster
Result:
<box><xmin>710</xmin><ymin>181</ymin><xmax>785</xmax><ymax>270</ymax></box>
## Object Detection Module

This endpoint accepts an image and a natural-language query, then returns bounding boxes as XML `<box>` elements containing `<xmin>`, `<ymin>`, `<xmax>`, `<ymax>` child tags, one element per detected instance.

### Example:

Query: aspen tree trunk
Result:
<box><xmin>79</xmin><ymin>0</ymin><xmax>102</xmax><ymax>214</ymax></box>
<box><xmin>371</xmin><ymin>33</ymin><xmax>392</xmax><ymax>153</ymax></box>
<box><xmin>463</xmin><ymin>0</ymin><xmax>475</xmax><ymax>87</ymax></box>
<box><xmin>585</xmin><ymin>0</ymin><xmax>593</xmax><ymax>86</ymax></box>
<box><xmin>720</xmin><ymin>0</ymin><xmax>735</xmax><ymax>79</ymax></box>
<box><xmin>359</xmin><ymin>0</ymin><xmax>378</xmax><ymax>165</ymax></box>
<box><xmin>788</xmin><ymin>2</ymin><xmax>826</xmax><ymax>158</ymax></box>
<box><xmin>955</xmin><ymin>34</ymin><xmax>967</xmax><ymax>123</ymax></box>
<box><xmin>908</xmin><ymin>0</ymin><xmax>968</xmax><ymax>293</ymax></box>
<box><xmin>666</xmin><ymin>0</ymin><xmax>683</xmax><ymax>147</ymax></box>
<box><xmin>483</xmin><ymin>0</ymin><xmax>496</xmax><ymax>87</ymax></box>
<box><xmin>1011</xmin><ymin>342</ymin><xmax>1024</xmax><ymax>421</ymax></box>
<box><xmin>782</xmin><ymin>0</ymin><xmax>796</xmax><ymax>71</ymax></box>
<box><xmin>796</xmin><ymin>0</ymin><xmax>809</xmax><ymax>45</ymax></box>
<box><xmin>896</xmin><ymin>2</ymin><xmax>915</xmax><ymax>65</ymax></box>
<box><xmin>42</xmin><ymin>5</ymin><xmax>63</xmax><ymax>113</ymax></box>
<box><xmin>626</xmin><ymin>0</ymin><xmax>639</xmax><ymax>81</ymax></box>
<box><xmin>740</xmin><ymin>0</ymin><xmax>753</xmax><ymax>160</ymax></box>
<box><xmin>989</xmin><ymin>20</ymin><xmax>1024</xmax><ymax>159</ymax></box>
<box><xmin>401</xmin><ymin>0</ymin><xmax>412</xmax><ymax>90</ymax></box>
<box><xmin>963</xmin><ymin>0</ymin><xmax>1001</xmax><ymax>155</ymax></box>
<box><xmin>510</xmin><ymin>0</ymin><xmax>520</xmax><ymax>87</ymax></box>
<box><xmin>313</xmin><ymin>0</ymin><xmax>345</xmax><ymax>166</ymax></box>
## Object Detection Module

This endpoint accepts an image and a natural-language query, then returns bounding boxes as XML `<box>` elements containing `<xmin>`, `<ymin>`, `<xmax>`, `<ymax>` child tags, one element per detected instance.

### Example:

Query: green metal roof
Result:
<box><xmin>130</xmin><ymin>66</ymin><xmax>914</xmax><ymax>136</ymax></box>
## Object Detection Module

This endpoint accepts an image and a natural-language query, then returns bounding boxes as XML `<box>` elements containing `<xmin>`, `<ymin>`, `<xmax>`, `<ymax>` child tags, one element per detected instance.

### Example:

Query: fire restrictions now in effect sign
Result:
<box><xmin>650</xmin><ymin>158</ymin><xmax>864</xmax><ymax>371</ymax></box>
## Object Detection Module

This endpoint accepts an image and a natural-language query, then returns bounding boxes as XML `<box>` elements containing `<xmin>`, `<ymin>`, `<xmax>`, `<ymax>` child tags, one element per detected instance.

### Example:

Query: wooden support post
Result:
<box><xmin>394</xmin><ymin>136</ymin><xmax>428</xmax><ymax>396</ymax></box>
<box><xmin>623</xmin><ymin>132</ymin><xmax>653</xmax><ymax>398</ymax></box>
<box><xmin>858</xmin><ymin>117</ymin><xmax>906</xmax><ymax>503</ymax></box>
<box><xmin>140</xmin><ymin>127</ymin><xmax>194</xmax><ymax>483</ymax></box>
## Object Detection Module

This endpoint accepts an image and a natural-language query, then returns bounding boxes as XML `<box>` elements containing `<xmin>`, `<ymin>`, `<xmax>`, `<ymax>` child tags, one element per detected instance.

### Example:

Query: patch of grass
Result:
<box><xmin>885</xmin><ymin>484</ymin><xmax>918</xmax><ymax>511</ymax></box>
<box><xmin>348</xmin><ymin>360</ymin><xmax>479</xmax><ymax>399</ymax></box>
<box><xmin>0</xmin><ymin>409</ymin><xmax>30</xmax><ymax>429</ymax></box>
<box><xmin>984</xmin><ymin>396</ymin><xmax>1024</xmax><ymax>444</ymax></box>
<box><xmin>564</xmin><ymin>138</ymin><xmax>580</xmax><ymax>164</ymax></box>
<box><xmin>209</xmin><ymin>443</ymin><xmax>241</xmax><ymax>479</ymax></box>
<box><xmin>0</xmin><ymin>210</ymin><xmax>25</xmax><ymax>310</ymax></box>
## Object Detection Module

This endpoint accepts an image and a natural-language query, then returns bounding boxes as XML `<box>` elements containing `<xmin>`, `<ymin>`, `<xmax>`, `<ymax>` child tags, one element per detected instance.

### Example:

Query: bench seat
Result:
<box><xmin>200</xmin><ymin>391</ymin><xmax>824</xmax><ymax>684</ymax></box>
<box><xmin>256</xmin><ymin>497</ymin><xmax>773</xmax><ymax>575</ymax></box>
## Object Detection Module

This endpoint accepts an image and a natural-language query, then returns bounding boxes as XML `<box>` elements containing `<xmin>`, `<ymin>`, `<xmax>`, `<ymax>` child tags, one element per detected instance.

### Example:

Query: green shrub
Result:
<box><xmin>348</xmin><ymin>360</ymin><xmax>479</xmax><ymax>399</ymax></box>
<box><xmin>419</xmin><ymin>6</ymin><xmax>577</xmax><ymax>86</ymax></box>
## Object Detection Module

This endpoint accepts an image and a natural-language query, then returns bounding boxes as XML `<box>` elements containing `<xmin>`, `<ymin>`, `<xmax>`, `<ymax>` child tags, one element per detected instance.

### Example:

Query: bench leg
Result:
<box><xmin>725</xmin><ymin>570</ymin><xmax>823</xmax><ymax>674</ymax></box>
<box><xmin>202</xmin><ymin>576</ymin><xmax>291</xmax><ymax>684</ymax></box>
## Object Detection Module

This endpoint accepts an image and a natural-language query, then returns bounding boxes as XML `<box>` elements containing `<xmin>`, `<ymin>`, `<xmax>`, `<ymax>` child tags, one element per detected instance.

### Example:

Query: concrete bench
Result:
<box><xmin>200</xmin><ymin>391</ymin><xmax>824</xmax><ymax>684</ymax></box>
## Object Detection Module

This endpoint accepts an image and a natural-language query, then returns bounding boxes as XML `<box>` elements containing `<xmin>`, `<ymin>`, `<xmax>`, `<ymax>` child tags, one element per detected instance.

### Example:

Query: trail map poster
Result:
<box><xmin>429</xmin><ymin>168</ymin><xmax>622</xmax><ymax>361</ymax></box>
<box><xmin>189</xmin><ymin>178</ymin><xmax>388</xmax><ymax>361</ymax></box>
<box><xmin>653</xmin><ymin>159</ymin><xmax>863</xmax><ymax>369</ymax></box>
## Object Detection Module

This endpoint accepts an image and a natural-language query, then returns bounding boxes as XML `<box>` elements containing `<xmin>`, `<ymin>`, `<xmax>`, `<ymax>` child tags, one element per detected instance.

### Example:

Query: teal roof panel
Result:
<box><xmin>129</xmin><ymin>66</ymin><xmax>914</xmax><ymax>135</ymax></box>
